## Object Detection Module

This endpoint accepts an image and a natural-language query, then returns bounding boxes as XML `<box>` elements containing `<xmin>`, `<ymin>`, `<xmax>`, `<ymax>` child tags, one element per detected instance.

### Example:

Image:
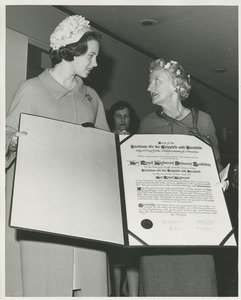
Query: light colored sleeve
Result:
<box><xmin>88</xmin><ymin>87</ymin><xmax>110</xmax><ymax>131</ymax></box>
<box><xmin>95</xmin><ymin>100</ymin><xmax>110</xmax><ymax>131</ymax></box>
<box><xmin>6</xmin><ymin>81</ymin><xmax>37</xmax><ymax>169</ymax></box>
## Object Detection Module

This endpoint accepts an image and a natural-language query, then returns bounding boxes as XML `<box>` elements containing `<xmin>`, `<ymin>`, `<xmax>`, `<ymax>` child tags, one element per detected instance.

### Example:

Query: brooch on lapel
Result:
<box><xmin>85</xmin><ymin>94</ymin><xmax>92</xmax><ymax>102</ymax></box>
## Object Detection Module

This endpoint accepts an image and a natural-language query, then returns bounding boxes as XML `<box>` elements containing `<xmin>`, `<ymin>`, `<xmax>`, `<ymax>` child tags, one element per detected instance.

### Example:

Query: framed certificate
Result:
<box><xmin>10</xmin><ymin>114</ymin><xmax>236</xmax><ymax>247</ymax></box>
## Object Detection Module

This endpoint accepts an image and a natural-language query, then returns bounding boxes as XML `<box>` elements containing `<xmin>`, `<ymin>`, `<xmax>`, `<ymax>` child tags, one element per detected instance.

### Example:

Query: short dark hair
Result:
<box><xmin>49</xmin><ymin>31</ymin><xmax>101</xmax><ymax>67</ymax></box>
<box><xmin>107</xmin><ymin>100</ymin><xmax>140</xmax><ymax>134</ymax></box>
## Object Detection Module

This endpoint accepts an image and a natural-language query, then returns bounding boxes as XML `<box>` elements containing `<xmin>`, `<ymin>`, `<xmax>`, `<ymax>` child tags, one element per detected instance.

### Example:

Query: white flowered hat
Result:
<box><xmin>50</xmin><ymin>15</ymin><xmax>91</xmax><ymax>50</ymax></box>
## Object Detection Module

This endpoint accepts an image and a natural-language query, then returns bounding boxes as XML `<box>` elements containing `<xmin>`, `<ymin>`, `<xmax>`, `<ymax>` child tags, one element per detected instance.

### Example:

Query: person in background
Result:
<box><xmin>5</xmin><ymin>15</ymin><xmax>110</xmax><ymax>297</ymax></box>
<box><xmin>107</xmin><ymin>100</ymin><xmax>140</xmax><ymax>135</ymax></box>
<box><xmin>138</xmin><ymin>58</ymin><xmax>229</xmax><ymax>296</ymax></box>
<box><xmin>106</xmin><ymin>100</ymin><xmax>140</xmax><ymax>296</ymax></box>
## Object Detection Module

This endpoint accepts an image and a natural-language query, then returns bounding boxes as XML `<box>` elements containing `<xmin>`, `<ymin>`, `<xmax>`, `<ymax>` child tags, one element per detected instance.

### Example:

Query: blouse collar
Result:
<box><xmin>39</xmin><ymin>69</ymin><xmax>86</xmax><ymax>100</ymax></box>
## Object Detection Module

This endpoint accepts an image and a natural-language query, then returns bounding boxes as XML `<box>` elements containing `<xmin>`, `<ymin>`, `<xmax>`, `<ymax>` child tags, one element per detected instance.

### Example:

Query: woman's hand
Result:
<box><xmin>220</xmin><ymin>180</ymin><xmax>230</xmax><ymax>192</ymax></box>
<box><xmin>215</xmin><ymin>179</ymin><xmax>229</xmax><ymax>191</ymax></box>
<box><xmin>218</xmin><ymin>165</ymin><xmax>230</xmax><ymax>192</ymax></box>
<box><xmin>9</xmin><ymin>131</ymin><xmax>27</xmax><ymax>152</ymax></box>
<box><xmin>6</xmin><ymin>130</ymin><xmax>27</xmax><ymax>169</ymax></box>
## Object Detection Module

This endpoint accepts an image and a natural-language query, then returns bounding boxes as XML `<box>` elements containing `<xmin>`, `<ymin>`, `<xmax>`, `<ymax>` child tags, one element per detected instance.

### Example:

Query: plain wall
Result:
<box><xmin>6</xmin><ymin>5</ymin><xmax>238</xmax><ymax>163</ymax></box>
<box><xmin>6</xmin><ymin>28</ymin><xmax>28</xmax><ymax>114</ymax></box>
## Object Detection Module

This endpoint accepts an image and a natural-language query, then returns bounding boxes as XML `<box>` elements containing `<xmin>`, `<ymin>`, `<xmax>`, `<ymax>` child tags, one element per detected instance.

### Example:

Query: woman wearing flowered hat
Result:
<box><xmin>138</xmin><ymin>58</ymin><xmax>228</xmax><ymax>296</ymax></box>
<box><xmin>6</xmin><ymin>15</ymin><xmax>110</xmax><ymax>296</ymax></box>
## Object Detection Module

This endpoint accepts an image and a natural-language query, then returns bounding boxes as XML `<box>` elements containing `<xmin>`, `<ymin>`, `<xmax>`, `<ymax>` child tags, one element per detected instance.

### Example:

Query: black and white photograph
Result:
<box><xmin>1</xmin><ymin>0</ymin><xmax>239</xmax><ymax>298</ymax></box>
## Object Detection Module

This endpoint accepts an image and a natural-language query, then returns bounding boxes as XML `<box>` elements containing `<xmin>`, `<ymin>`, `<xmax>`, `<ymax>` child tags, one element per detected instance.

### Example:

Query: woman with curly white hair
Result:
<box><xmin>138</xmin><ymin>58</ymin><xmax>227</xmax><ymax>296</ymax></box>
<box><xmin>6</xmin><ymin>15</ymin><xmax>109</xmax><ymax>296</ymax></box>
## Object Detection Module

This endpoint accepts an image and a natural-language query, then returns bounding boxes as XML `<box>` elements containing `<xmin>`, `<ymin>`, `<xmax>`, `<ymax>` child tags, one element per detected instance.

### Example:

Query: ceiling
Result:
<box><xmin>60</xmin><ymin>5</ymin><xmax>238</xmax><ymax>102</ymax></box>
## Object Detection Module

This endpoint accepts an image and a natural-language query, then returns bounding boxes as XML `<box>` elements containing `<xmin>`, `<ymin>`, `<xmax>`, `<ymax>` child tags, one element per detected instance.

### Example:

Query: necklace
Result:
<box><xmin>161</xmin><ymin>107</ymin><xmax>186</xmax><ymax>120</ymax></box>
<box><xmin>174</xmin><ymin>107</ymin><xmax>186</xmax><ymax>119</ymax></box>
